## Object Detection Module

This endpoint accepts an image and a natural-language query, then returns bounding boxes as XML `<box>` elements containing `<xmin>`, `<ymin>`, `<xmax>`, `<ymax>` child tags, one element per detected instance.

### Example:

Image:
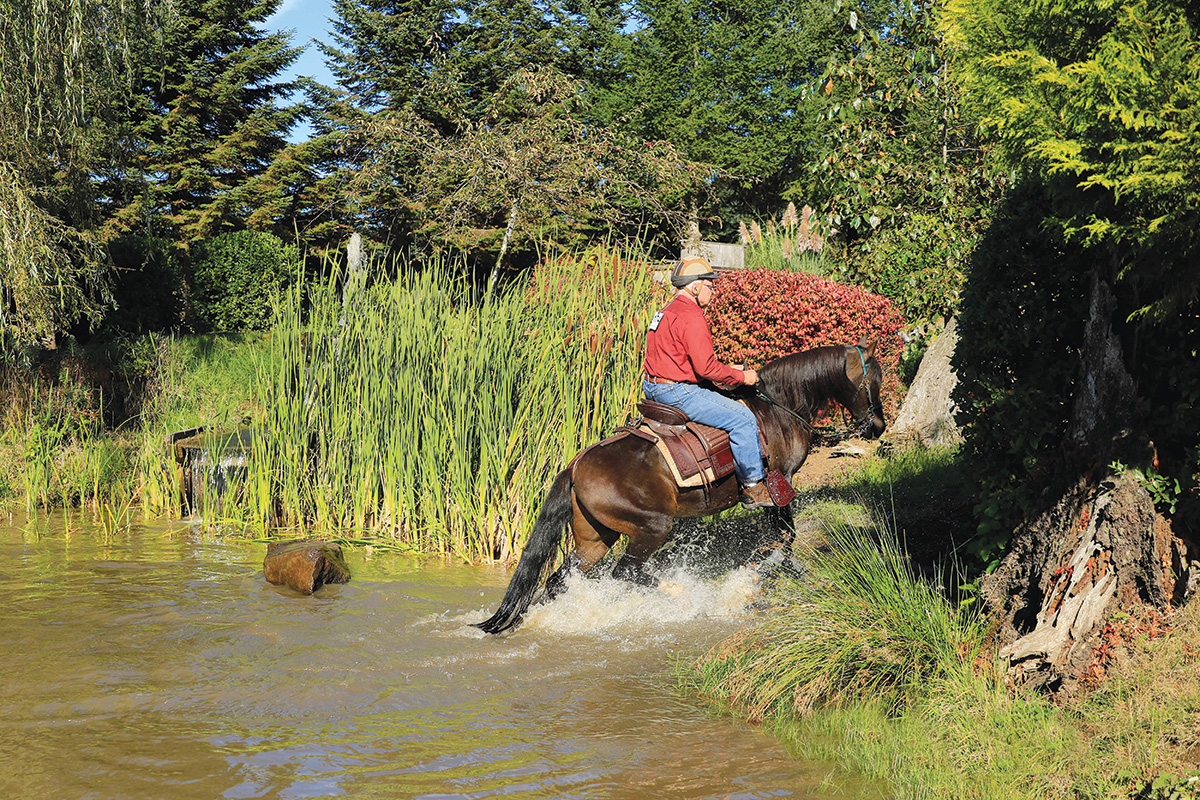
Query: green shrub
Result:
<box><xmin>190</xmin><ymin>231</ymin><xmax>298</xmax><ymax>332</ymax></box>
<box><xmin>104</xmin><ymin>234</ymin><xmax>186</xmax><ymax>333</ymax></box>
<box><xmin>843</xmin><ymin>212</ymin><xmax>970</xmax><ymax>325</ymax></box>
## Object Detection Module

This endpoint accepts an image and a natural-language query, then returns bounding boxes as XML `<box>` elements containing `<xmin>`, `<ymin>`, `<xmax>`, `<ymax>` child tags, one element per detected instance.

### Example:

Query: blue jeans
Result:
<box><xmin>642</xmin><ymin>380</ymin><xmax>765</xmax><ymax>484</ymax></box>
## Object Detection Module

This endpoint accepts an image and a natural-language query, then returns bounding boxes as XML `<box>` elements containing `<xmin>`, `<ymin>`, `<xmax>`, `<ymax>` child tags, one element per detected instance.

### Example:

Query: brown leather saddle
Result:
<box><xmin>629</xmin><ymin>400</ymin><xmax>795</xmax><ymax>505</ymax></box>
<box><xmin>636</xmin><ymin>401</ymin><xmax>737</xmax><ymax>486</ymax></box>
<box><xmin>568</xmin><ymin>401</ymin><xmax>795</xmax><ymax>505</ymax></box>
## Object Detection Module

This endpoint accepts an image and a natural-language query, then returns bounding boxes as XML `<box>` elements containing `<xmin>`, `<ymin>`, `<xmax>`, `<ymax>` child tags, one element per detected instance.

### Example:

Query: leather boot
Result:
<box><xmin>740</xmin><ymin>481</ymin><xmax>773</xmax><ymax>510</ymax></box>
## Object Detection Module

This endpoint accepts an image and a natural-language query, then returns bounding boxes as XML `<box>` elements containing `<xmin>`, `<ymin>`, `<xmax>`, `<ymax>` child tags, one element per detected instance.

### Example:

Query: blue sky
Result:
<box><xmin>265</xmin><ymin>0</ymin><xmax>339</xmax><ymax>141</ymax></box>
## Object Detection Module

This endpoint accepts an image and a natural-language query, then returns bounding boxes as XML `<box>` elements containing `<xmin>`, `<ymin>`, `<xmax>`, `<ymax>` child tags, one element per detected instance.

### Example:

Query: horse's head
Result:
<box><xmin>842</xmin><ymin>337</ymin><xmax>886</xmax><ymax>439</ymax></box>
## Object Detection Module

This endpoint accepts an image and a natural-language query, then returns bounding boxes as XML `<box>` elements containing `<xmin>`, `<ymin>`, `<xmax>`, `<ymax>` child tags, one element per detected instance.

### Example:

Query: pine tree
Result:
<box><xmin>316</xmin><ymin>0</ymin><xmax>679</xmax><ymax>257</ymax></box>
<box><xmin>590</xmin><ymin>0</ymin><xmax>846</xmax><ymax>227</ymax></box>
<box><xmin>96</xmin><ymin>0</ymin><xmax>306</xmax><ymax>249</ymax></box>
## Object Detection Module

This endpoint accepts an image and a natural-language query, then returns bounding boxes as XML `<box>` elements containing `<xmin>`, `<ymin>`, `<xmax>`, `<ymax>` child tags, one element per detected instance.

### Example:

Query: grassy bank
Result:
<box><xmin>0</xmin><ymin>334</ymin><xmax>266</xmax><ymax>517</ymax></box>
<box><xmin>686</xmin><ymin>446</ymin><xmax>1200</xmax><ymax>800</ymax></box>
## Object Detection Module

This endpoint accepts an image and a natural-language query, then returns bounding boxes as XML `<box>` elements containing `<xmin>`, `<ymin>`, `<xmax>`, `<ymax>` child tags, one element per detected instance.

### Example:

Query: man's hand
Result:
<box><xmin>742</xmin><ymin>369</ymin><xmax>759</xmax><ymax>386</ymax></box>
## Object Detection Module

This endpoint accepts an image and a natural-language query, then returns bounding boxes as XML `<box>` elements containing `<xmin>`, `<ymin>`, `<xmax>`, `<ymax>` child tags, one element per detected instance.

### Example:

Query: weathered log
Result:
<box><xmin>263</xmin><ymin>540</ymin><xmax>351</xmax><ymax>594</ymax></box>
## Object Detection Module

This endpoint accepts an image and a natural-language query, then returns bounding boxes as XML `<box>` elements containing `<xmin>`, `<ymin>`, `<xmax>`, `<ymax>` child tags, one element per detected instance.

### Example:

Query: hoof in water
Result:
<box><xmin>657</xmin><ymin>579</ymin><xmax>686</xmax><ymax>598</ymax></box>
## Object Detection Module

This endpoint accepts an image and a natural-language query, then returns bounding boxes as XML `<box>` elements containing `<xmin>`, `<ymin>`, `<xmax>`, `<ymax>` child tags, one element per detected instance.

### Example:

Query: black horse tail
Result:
<box><xmin>474</xmin><ymin>468</ymin><xmax>574</xmax><ymax>635</ymax></box>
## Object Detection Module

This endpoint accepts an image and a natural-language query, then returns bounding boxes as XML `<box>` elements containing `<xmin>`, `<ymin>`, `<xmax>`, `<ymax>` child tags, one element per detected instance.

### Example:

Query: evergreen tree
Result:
<box><xmin>316</xmin><ymin>0</ymin><xmax>672</xmax><ymax>256</ymax></box>
<box><xmin>590</xmin><ymin>0</ymin><xmax>846</xmax><ymax>229</ymax></box>
<box><xmin>95</xmin><ymin>0</ymin><xmax>306</xmax><ymax>249</ymax></box>
<box><xmin>945</xmin><ymin>0</ymin><xmax>1200</xmax><ymax>687</ymax></box>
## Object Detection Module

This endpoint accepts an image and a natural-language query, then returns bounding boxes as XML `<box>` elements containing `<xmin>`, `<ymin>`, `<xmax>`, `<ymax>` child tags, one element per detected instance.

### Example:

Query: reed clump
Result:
<box><xmin>245</xmin><ymin>245</ymin><xmax>660</xmax><ymax>559</ymax></box>
<box><xmin>134</xmin><ymin>332</ymin><xmax>269</xmax><ymax>517</ymax></box>
<box><xmin>689</xmin><ymin>506</ymin><xmax>984</xmax><ymax>720</ymax></box>
<box><xmin>0</xmin><ymin>369</ymin><xmax>138</xmax><ymax>512</ymax></box>
<box><xmin>740</xmin><ymin>202</ymin><xmax>828</xmax><ymax>275</ymax></box>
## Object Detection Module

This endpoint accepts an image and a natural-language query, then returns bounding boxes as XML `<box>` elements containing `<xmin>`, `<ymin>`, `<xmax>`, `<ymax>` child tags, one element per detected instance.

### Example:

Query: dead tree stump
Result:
<box><xmin>983</xmin><ymin>472</ymin><xmax>1189</xmax><ymax>693</ymax></box>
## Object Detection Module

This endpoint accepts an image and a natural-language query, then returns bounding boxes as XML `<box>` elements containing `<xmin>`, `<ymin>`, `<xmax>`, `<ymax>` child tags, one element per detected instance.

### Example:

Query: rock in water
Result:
<box><xmin>263</xmin><ymin>540</ymin><xmax>351</xmax><ymax>594</ymax></box>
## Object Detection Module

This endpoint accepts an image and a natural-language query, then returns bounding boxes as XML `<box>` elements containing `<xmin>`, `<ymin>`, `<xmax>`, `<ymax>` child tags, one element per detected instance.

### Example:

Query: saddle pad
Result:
<box><xmin>639</xmin><ymin>420</ymin><xmax>736</xmax><ymax>488</ymax></box>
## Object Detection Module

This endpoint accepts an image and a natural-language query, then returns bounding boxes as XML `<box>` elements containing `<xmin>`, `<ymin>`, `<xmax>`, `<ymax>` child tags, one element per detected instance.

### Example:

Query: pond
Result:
<box><xmin>0</xmin><ymin>514</ymin><xmax>875</xmax><ymax>799</ymax></box>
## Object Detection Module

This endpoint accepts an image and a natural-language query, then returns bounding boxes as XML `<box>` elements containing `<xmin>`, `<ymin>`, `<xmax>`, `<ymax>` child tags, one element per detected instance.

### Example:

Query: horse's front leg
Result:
<box><xmin>764</xmin><ymin>501</ymin><xmax>796</xmax><ymax>551</ymax></box>
<box><xmin>752</xmin><ymin>495</ymin><xmax>803</xmax><ymax>577</ymax></box>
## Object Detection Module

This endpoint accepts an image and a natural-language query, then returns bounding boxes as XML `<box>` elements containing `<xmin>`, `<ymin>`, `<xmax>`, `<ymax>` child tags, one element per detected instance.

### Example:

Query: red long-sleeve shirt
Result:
<box><xmin>643</xmin><ymin>295</ymin><xmax>745</xmax><ymax>386</ymax></box>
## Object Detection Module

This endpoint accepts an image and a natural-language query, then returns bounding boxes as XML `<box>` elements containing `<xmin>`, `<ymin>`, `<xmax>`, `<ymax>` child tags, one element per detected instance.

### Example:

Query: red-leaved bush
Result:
<box><xmin>707</xmin><ymin>269</ymin><xmax>906</xmax><ymax>417</ymax></box>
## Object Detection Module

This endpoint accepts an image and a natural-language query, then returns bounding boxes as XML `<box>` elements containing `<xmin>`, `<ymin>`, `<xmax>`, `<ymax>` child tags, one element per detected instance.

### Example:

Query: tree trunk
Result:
<box><xmin>981</xmin><ymin>266</ymin><xmax>1197</xmax><ymax>694</ymax></box>
<box><xmin>489</xmin><ymin>198</ymin><xmax>519</xmax><ymax>294</ymax></box>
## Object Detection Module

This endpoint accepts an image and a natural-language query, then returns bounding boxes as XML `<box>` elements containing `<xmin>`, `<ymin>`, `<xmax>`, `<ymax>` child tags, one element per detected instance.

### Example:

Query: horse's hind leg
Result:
<box><xmin>544</xmin><ymin>552</ymin><xmax>579</xmax><ymax>599</ymax></box>
<box><xmin>611</xmin><ymin>518</ymin><xmax>675</xmax><ymax>588</ymax></box>
<box><xmin>544</xmin><ymin>491</ymin><xmax>619</xmax><ymax>600</ymax></box>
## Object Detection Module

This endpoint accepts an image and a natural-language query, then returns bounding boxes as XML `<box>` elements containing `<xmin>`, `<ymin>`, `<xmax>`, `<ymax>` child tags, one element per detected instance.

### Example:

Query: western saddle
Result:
<box><xmin>573</xmin><ymin>400</ymin><xmax>795</xmax><ymax>506</ymax></box>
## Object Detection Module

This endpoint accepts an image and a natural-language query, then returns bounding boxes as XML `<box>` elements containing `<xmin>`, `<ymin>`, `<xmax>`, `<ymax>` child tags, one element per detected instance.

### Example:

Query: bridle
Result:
<box><xmin>845</xmin><ymin>346</ymin><xmax>881</xmax><ymax>437</ymax></box>
<box><xmin>754</xmin><ymin>346</ymin><xmax>880</xmax><ymax>441</ymax></box>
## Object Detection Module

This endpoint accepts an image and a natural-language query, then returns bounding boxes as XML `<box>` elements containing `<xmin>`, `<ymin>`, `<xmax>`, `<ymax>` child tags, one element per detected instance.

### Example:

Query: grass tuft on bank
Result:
<box><xmin>687</xmin><ymin>501</ymin><xmax>984</xmax><ymax>720</ymax></box>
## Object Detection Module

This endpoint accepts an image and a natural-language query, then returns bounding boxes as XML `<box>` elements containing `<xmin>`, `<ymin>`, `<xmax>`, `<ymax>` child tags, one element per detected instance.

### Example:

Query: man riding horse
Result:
<box><xmin>642</xmin><ymin>256</ymin><xmax>777</xmax><ymax>509</ymax></box>
<box><xmin>474</xmin><ymin>258</ymin><xmax>886</xmax><ymax>634</ymax></box>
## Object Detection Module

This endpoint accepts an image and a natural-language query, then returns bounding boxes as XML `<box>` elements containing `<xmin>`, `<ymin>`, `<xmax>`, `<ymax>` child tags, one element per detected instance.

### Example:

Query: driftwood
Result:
<box><xmin>263</xmin><ymin>540</ymin><xmax>352</xmax><ymax>595</ymax></box>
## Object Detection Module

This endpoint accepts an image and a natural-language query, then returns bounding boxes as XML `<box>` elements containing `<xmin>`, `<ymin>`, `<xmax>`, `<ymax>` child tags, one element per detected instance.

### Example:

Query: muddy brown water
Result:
<box><xmin>0</xmin><ymin>514</ymin><xmax>876</xmax><ymax>800</ymax></box>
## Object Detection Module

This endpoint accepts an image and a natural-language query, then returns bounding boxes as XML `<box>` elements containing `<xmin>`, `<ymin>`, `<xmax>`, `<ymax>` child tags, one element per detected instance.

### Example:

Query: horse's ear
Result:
<box><xmin>856</xmin><ymin>336</ymin><xmax>876</xmax><ymax>358</ymax></box>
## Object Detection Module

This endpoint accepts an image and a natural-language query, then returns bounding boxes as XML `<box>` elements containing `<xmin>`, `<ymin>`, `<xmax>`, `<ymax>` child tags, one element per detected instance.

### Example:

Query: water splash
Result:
<box><xmin>520</xmin><ymin>566</ymin><xmax>762</xmax><ymax>637</ymax></box>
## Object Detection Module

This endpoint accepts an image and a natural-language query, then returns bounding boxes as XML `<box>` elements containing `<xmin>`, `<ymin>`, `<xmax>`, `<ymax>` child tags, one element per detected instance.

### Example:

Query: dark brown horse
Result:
<box><xmin>475</xmin><ymin>338</ymin><xmax>886</xmax><ymax>634</ymax></box>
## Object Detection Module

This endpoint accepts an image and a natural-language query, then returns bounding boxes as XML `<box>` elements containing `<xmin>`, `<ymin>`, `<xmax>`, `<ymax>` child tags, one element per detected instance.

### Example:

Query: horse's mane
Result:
<box><xmin>758</xmin><ymin>345</ymin><xmax>851</xmax><ymax>413</ymax></box>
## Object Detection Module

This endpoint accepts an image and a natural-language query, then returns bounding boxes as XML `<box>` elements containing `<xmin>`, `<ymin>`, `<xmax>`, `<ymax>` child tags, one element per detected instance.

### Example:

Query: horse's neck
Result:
<box><xmin>770</xmin><ymin>374</ymin><xmax>837</xmax><ymax>418</ymax></box>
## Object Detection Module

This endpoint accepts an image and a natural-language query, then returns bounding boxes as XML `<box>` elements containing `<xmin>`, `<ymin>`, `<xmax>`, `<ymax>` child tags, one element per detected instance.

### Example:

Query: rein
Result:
<box><xmin>754</xmin><ymin>386</ymin><xmax>816</xmax><ymax>432</ymax></box>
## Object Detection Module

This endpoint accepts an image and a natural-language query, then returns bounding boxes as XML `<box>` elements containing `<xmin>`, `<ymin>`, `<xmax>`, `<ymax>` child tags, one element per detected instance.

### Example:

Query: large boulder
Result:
<box><xmin>885</xmin><ymin>318</ymin><xmax>962</xmax><ymax>448</ymax></box>
<box><xmin>263</xmin><ymin>540</ymin><xmax>351</xmax><ymax>594</ymax></box>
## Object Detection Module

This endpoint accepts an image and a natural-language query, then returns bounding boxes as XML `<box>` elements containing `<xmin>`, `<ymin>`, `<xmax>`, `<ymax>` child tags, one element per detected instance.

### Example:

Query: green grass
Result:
<box><xmin>798</xmin><ymin>443</ymin><xmax>977</xmax><ymax>574</ymax></box>
<box><xmin>687</xmin><ymin>505</ymin><xmax>984</xmax><ymax>720</ymax></box>
<box><xmin>683</xmin><ymin>445</ymin><xmax>1200</xmax><ymax>800</ymax></box>
<box><xmin>0</xmin><ymin>332</ymin><xmax>268</xmax><ymax>518</ymax></box>
<box><xmin>751</xmin><ymin>599</ymin><xmax>1200</xmax><ymax>800</ymax></box>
